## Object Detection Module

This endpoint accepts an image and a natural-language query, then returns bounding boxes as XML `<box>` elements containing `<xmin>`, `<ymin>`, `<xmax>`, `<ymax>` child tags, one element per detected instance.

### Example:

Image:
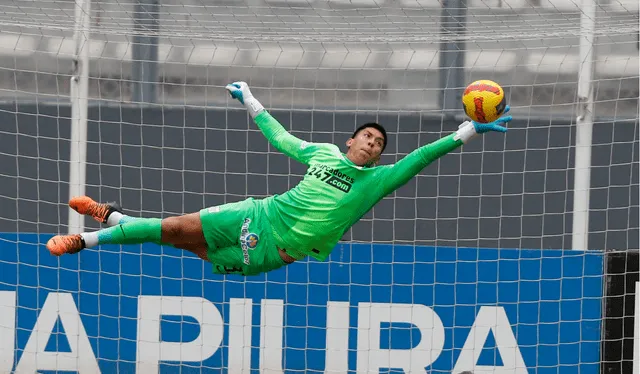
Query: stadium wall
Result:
<box><xmin>0</xmin><ymin>234</ymin><xmax>605</xmax><ymax>373</ymax></box>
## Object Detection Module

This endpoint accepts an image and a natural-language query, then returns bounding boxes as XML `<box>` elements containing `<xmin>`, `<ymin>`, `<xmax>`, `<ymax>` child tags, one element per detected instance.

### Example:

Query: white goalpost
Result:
<box><xmin>68</xmin><ymin>0</ymin><xmax>91</xmax><ymax>234</ymax></box>
<box><xmin>572</xmin><ymin>0</ymin><xmax>597</xmax><ymax>250</ymax></box>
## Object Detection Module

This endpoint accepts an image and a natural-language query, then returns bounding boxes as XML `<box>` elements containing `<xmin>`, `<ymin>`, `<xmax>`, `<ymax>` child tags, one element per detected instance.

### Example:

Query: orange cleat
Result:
<box><xmin>69</xmin><ymin>196</ymin><xmax>121</xmax><ymax>224</ymax></box>
<box><xmin>46</xmin><ymin>234</ymin><xmax>85</xmax><ymax>256</ymax></box>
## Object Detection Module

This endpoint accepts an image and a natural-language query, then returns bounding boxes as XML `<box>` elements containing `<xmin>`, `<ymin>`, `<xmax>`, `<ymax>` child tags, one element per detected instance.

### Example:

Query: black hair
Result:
<box><xmin>351</xmin><ymin>122</ymin><xmax>388</xmax><ymax>152</ymax></box>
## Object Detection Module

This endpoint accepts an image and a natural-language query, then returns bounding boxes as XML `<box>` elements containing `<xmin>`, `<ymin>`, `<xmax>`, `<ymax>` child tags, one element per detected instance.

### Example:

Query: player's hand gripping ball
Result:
<box><xmin>462</xmin><ymin>80</ymin><xmax>507</xmax><ymax>124</ymax></box>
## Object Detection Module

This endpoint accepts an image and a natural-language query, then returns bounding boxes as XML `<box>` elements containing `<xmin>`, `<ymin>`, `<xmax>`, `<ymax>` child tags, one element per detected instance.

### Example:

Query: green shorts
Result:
<box><xmin>199</xmin><ymin>198</ymin><xmax>287</xmax><ymax>276</ymax></box>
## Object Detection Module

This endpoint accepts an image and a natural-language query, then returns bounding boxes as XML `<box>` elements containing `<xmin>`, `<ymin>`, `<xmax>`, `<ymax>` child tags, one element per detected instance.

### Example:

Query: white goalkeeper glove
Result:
<box><xmin>225</xmin><ymin>81</ymin><xmax>265</xmax><ymax>118</ymax></box>
<box><xmin>454</xmin><ymin>105</ymin><xmax>512</xmax><ymax>143</ymax></box>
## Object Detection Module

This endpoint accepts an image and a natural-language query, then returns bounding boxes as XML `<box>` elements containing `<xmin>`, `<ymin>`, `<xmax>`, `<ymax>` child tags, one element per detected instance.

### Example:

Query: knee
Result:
<box><xmin>161</xmin><ymin>216</ymin><xmax>184</xmax><ymax>243</ymax></box>
<box><xmin>161</xmin><ymin>214</ymin><xmax>204</xmax><ymax>245</ymax></box>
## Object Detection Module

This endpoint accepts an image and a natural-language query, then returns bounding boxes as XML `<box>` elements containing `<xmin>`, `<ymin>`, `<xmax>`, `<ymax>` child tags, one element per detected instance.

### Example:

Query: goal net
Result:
<box><xmin>0</xmin><ymin>0</ymin><xmax>637</xmax><ymax>372</ymax></box>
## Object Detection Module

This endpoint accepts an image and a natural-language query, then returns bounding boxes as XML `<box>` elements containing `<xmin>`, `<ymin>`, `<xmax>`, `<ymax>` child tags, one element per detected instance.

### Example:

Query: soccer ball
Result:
<box><xmin>462</xmin><ymin>80</ymin><xmax>507</xmax><ymax>123</ymax></box>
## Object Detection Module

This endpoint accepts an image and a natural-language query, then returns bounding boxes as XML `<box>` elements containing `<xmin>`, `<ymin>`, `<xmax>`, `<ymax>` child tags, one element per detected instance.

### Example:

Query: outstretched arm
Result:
<box><xmin>225</xmin><ymin>81</ymin><xmax>316</xmax><ymax>165</ymax></box>
<box><xmin>380</xmin><ymin>109</ymin><xmax>512</xmax><ymax>194</ymax></box>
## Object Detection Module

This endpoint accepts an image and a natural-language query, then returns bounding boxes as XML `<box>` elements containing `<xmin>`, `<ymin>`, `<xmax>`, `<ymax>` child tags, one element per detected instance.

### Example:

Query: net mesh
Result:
<box><xmin>0</xmin><ymin>0</ymin><xmax>637</xmax><ymax>114</ymax></box>
<box><xmin>0</xmin><ymin>0</ymin><xmax>637</xmax><ymax>372</ymax></box>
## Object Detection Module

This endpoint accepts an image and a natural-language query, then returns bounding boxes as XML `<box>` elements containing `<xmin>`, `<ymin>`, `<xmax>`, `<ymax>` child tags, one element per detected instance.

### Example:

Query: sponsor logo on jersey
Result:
<box><xmin>245</xmin><ymin>234</ymin><xmax>259</xmax><ymax>249</ymax></box>
<box><xmin>307</xmin><ymin>164</ymin><xmax>356</xmax><ymax>193</ymax></box>
<box><xmin>240</xmin><ymin>218</ymin><xmax>259</xmax><ymax>265</ymax></box>
<box><xmin>207</xmin><ymin>206</ymin><xmax>220</xmax><ymax>213</ymax></box>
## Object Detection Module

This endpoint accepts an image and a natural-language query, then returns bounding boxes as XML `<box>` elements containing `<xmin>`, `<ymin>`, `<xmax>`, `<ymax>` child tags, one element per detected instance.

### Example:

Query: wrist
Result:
<box><xmin>453</xmin><ymin>121</ymin><xmax>478</xmax><ymax>143</ymax></box>
<box><xmin>244</xmin><ymin>95</ymin><xmax>265</xmax><ymax>118</ymax></box>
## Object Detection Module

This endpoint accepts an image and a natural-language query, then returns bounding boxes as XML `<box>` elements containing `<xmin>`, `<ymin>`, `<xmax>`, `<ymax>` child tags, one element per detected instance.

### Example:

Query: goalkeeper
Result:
<box><xmin>47</xmin><ymin>81</ymin><xmax>511</xmax><ymax>276</ymax></box>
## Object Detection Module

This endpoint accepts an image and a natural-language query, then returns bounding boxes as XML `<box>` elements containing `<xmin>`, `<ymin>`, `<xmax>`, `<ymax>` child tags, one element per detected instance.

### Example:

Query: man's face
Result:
<box><xmin>345</xmin><ymin>127</ymin><xmax>385</xmax><ymax>166</ymax></box>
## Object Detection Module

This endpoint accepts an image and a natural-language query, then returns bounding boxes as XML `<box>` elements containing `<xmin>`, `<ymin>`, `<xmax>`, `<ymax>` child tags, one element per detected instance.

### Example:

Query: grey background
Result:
<box><xmin>0</xmin><ymin>0</ymin><xmax>637</xmax><ymax>116</ymax></box>
<box><xmin>1</xmin><ymin>102</ymin><xmax>637</xmax><ymax>251</ymax></box>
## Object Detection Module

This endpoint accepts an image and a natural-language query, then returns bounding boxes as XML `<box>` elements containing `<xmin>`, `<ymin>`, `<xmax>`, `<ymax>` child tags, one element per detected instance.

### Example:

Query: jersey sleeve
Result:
<box><xmin>254</xmin><ymin>111</ymin><xmax>321</xmax><ymax>165</ymax></box>
<box><xmin>378</xmin><ymin>133</ymin><xmax>463</xmax><ymax>194</ymax></box>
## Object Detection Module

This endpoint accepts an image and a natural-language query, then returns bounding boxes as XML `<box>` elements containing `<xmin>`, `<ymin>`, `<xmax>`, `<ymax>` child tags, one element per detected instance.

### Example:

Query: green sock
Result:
<box><xmin>95</xmin><ymin>218</ymin><xmax>163</xmax><ymax>245</ymax></box>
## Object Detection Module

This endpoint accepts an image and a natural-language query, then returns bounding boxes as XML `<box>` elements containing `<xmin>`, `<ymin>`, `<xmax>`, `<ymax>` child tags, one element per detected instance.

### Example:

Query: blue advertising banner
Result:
<box><xmin>0</xmin><ymin>233</ymin><xmax>603</xmax><ymax>373</ymax></box>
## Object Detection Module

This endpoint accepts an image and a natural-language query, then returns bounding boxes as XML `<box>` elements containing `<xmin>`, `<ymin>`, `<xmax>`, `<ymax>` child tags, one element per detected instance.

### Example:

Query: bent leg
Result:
<box><xmin>46</xmin><ymin>218</ymin><xmax>163</xmax><ymax>256</ymax></box>
<box><xmin>70</xmin><ymin>195</ymin><xmax>206</xmax><ymax>247</ymax></box>
<box><xmin>160</xmin><ymin>213</ymin><xmax>207</xmax><ymax>247</ymax></box>
<box><xmin>82</xmin><ymin>218</ymin><xmax>163</xmax><ymax>247</ymax></box>
<box><xmin>52</xmin><ymin>194</ymin><xmax>210</xmax><ymax>258</ymax></box>
<box><xmin>136</xmin><ymin>214</ymin><xmax>208</xmax><ymax>260</ymax></box>
<box><xmin>47</xmin><ymin>213</ymin><xmax>209</xmax><ymax>258</ymax></box>
<box><xmin>81</xmin><ymin>213</ymin><xmax>207</xmax><ymax>248</ymax></box>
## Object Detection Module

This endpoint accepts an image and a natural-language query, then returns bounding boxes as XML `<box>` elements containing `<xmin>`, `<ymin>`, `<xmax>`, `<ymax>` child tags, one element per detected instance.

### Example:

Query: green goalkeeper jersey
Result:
<box><xmin>255</xmin><ymin>111</ymin><xmax>463</xmax><ymax>261</ymax></box>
